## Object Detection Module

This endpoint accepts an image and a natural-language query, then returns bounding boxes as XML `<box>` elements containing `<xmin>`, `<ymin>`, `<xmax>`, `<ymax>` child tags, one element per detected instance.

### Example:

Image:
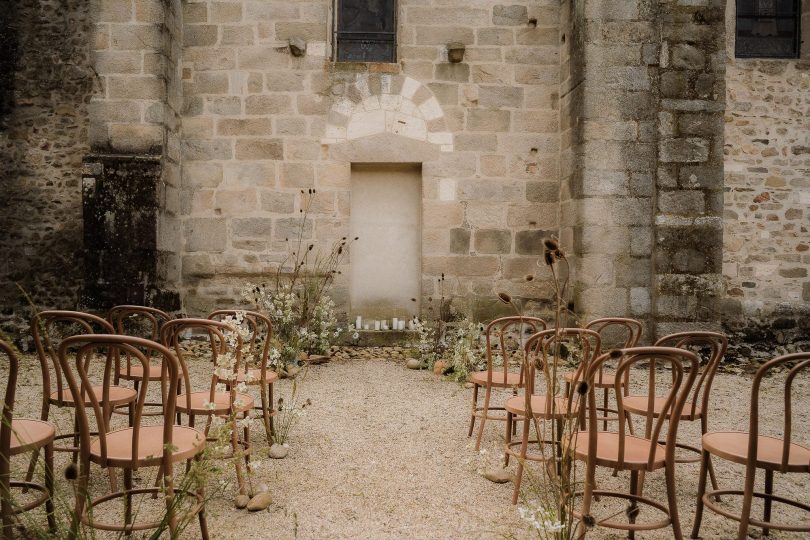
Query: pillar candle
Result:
<box><xmin>374</xmin><ymin>320</ymin><xmax>381</xmax><ymax>331</ymax></box>
<box><xmin>355</xmin><ymin>316</ymin><xmax>362</xmax><ymax>329</ymax></box>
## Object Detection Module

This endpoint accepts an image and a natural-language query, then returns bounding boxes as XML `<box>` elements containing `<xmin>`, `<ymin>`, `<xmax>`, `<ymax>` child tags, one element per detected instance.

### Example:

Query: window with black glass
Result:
<box><xmin>736</xmin><ymin>0</ymin><xmax>801</xmax><ymax>58</ymax></box>
<box><xmin>335</xmin><ymin>0</ymin><xmax>397</xmax><ymax>63</ymax></box>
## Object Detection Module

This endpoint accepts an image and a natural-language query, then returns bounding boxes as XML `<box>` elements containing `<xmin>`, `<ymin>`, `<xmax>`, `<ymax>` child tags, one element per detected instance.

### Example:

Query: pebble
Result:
<box><xmin>464</xmin><ymin>382</ymin><xmax>475</xmax><ymax>389</ymax></box>
<box><xmin>406</xmin><ymin>358</ymin><xmax>422</xmax><ymax>370</ymax></box>
<box><xmin>234</xmin><ymin>494</ymin><xmax>250</xmax><ymax>509</ymax></box>
<box><xmin>269</xmin><ymin>444</ymin><xmax>289</xmax><ymax>459</ymax></box>
<box><xmin>483</xmin><ymin>468</ymin><xmax>514</xmax><ymax>484</ymax></box>
<box><xmin>246</xmin><ymin>492</ymin><xmax>273</xmax><ymax>511</ymax></box>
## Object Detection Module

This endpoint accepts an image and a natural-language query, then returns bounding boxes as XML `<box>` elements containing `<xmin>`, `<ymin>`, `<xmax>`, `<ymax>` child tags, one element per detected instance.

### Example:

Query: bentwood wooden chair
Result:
<box><xmin>160</xmin><ymin>319</ymin><xmax>253</xmax><ymax>495</ymax></box>
<box><xmin>1</xmin><ymin>339</ymin><xmax>55</xmax><ymax>539</ymax></box>
<box><xmin>564</xmin><ymin>318</ymin><xmax>643</xmax><ymax>430</ymax></box>
<box><xmin>623</xmin><ymin>331</ymin><xmax>727</xmax><ymax>497</ymax></box>
<box><xmin>108</xmin><ymin>305</ymin><xmax>173</xmax><ymax>385</ymax></box>
<box><xmin>28</xmin><ymin>311</ymin><xmax>137</xmax><ymax>487</ymax></box>
<box><xmin>505</xmin><ymin>328</ymin><xmax>600</xmax><ymax>504</ymax></box>
<box><xmin>469</xmin><ymin>316</ymin><xmax>546</xmax><ymax>451</ymax></box>
<box><xmin>573</xmin><ymin>347</ymin><xmax>699</xmax><ymax>539</ymax></box>
<box><xmin>691</xmin><ymin>352</ymin><xmax>810</xmax><ymax>540</ymax></box>
<box><xmin>57</xmin><ymin>335</ymin><xmax>207</xmax><ymax>539</ymax></box>
<box><xmin>208</xmin><ymin>310</ymin><xmax>277</xmax><ymax>441</ymax></box>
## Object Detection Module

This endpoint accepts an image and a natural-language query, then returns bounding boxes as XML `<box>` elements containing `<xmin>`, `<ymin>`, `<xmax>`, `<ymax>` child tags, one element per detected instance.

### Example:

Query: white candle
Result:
<box><xmin>355</xmin><ymin>316</ymin><xmax>362</xmax><ymax>329</ymax></box>
<box><xmin>363</xmin><ymin>324</ymin><xmax>369</xmax><ymax>330</ymax></box>
<box><xmin>398</xmin><ymin>320</ymin><xmax>406</xmax><ymax>330</ymax></box>
<box><xmin>393</xmin><ymin>318</ymin><xmax>399</xmax><ymax>329</ymax></box>
<box><xmin>374</xmin><ymin>320</ymin><xmax>381</xmax><ymax>331</ymax></box>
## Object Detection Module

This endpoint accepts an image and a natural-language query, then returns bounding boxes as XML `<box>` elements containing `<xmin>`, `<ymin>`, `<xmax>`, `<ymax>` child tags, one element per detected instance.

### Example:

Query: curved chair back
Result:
<box><xmin>584</xmin><ymin>317</ymin><xmax>643</xmax><ymax>391</ymax></box>
<box><xmin>108</xmin><ymin>305</ymin><xmax>173</xmax><ymax>381</ymax></box>
<box><xmin>57</xmin><ymin>335</ymin><xmax>181</xmax><ymax>469</ymax></box>
<box><xmin>159</xmin><ymin>319</ymin><xmax>244</xmax><ymax>411</ymax></box>
<box><xmin>484</xmin><ymin>316</ymin><xmax>546</xmax><ymax>386</ymax></box>
<box><xmin>0</xmin><ymin>340</ymin><xmax>18</xmax><ymax>537</ymax></box>
<box><xmin>523</xmin><ymin>328</ymin><xmax>601</xmax><ymax>414</ymax></box>
<box><xmin>588</xmin><ymin>347</ymin><xmax>699</xmax><ymax>471</ymax></box>
<box><xmin>208</xmin><ymin>310</ymin><xmax>272</xmax><ymax>373</ymax></box>
<box><xmin>749</xmin><ymin>352</ymin><xmax>810</xmax><ymax>474</ymax></box>
<box><xmin>653</xmin><ymin>331</ymin><xmax>727</xmax><ymax>421</ymax></box>
<box><xmin>31</xmin><ymin>311</ymin><xmax>115</xmax><ymax>405</ymax></box>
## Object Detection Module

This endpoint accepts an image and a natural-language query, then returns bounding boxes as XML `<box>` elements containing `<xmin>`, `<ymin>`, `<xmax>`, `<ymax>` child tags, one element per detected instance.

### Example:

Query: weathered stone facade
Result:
<box><xmin>1</xmin><ymin>0</ymin><xmax>807</xmax><ymax>349</ymax></box>
<box><xmin>721</xmin><ymin>1</ymin><xmax>810</xmax><ymax>355</ymax></box>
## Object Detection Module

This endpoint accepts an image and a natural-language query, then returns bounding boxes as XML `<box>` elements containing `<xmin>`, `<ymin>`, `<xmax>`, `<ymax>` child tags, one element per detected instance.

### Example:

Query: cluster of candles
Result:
<box><xmin>354</xmin><ymin>316</ymin><xmax>413</xmax><ymax>331</ymax></box>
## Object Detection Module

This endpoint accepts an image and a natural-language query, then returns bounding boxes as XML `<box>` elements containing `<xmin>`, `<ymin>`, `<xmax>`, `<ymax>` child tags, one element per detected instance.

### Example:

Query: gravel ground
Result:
<box><xmin>6</xmin><ymin>351</ymin><xmax>810</xmax><ymax>539</ymax></box>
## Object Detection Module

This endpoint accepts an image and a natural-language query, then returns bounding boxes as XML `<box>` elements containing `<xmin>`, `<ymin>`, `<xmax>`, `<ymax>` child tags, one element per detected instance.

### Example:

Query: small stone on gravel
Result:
<box><xmin>269</xmin><ymin>444</ymin><xmax>289</xmax><ymax>459</ymax></box>
<box><xmin>482</xmin><ymin>469</ymin><xmax>513</xmax><ymax>484</ymax></box>
<box><xmin>246</xmin><ymin>492</ymin><xmax>273</xmax><ymax>511</ymax></box>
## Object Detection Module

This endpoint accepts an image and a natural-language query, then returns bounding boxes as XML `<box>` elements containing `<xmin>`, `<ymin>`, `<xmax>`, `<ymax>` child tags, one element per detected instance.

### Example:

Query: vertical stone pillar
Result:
<box><xmin>561</xmin><ymin>0</ymin><xmax>659</xmax><ymax>334</ymax></box>
<box><xmin>653</xmin><ymin>1</ymin><xmax>726</xmax><ymax>336</ymax></box>
<box><xmin>562</xmin><ymin>0</ymin><xmax>725</xmax><ymax>339</ymax></box>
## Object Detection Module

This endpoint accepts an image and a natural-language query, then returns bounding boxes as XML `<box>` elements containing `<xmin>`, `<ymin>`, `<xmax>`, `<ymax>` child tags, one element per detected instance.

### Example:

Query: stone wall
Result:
<box><xmin>176</xmin><ymin>0</ymin><xmax>563</xmax><ymax>318</ymax></box>
<box><xmin>0</xmin><ymin>0</ymin><xmax>94</xmax><ymax>332</ymax></box>
<box><xmin>722</xmin><ymin>1</ymin><xmax>810</xmax><ymax>356</ymax></box>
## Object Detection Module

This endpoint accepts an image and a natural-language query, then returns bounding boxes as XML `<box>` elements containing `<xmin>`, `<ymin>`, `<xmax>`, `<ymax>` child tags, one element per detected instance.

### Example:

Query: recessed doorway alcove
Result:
<box><xmin>349</xmin><ymin>163</ymin><xmax>421</xmax><ymax>320</ymax></box>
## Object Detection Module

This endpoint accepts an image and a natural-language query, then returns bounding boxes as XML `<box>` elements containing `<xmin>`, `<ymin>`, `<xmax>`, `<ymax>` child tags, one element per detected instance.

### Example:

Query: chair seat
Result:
<box><xmin>573</xmin><ymin>431</ymin><xmax>667</xmax><ymax>471</ymax></box>
<box><xmin>236</xmin><ymin>368</ymin><xmax>279</xmax><ymax>384</ymax></box>
<box><xmin>623</xmin><ymin>395</ymin><xmax>702</xmax><ymax>419</ymax></box>
<box><xmin>118</xmin><ymin>363</ymin><xmax>167</xmax><ymax>381</ymax></box>
<box><xmin>505</xmin><ymin>395</ymin><xmax>578</xmax><ymax>419</ymax></box>
<box><xmin>9</xmin><ymin>419</ymin><xmax>56</xmax><ymax>456</ymax></box>
<box><xmin>564</xmin><ymin>370</ymin><xmax>622</xmax><ymax>389</ymax></box>
<box><xmin>90</xmin><ymin>425</ymin><xmax>205</xmax><ymax>468</ymax></box>
<box><xmin>51</xmin><ymin>385</ymin><xmax>137</xmax><ymax>407</ymax></box>
<box><xmin>702</xmin><ymin>431</ymin><xmax>810</xmax><ymax>472</ymax></box>
<box><xmin>176</xmin><ymin>391</ymin><xmax>254</xmax><ymax>415</ymax></box>
<box><xmin>470</xmin><ymin>371</ymin><xmax>523</xmax><ymax>387</ymax></box>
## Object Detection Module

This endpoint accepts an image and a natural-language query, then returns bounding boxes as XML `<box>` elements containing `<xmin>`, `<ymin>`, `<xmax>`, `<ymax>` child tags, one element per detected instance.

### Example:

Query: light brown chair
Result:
<box><xmin>505</xmin><ymin>327</ymin><xmax>601</xmax><ymax>504</ymax></box>
<box><xmin>160</xmin><ymin>318</ymin><xmax>253</xmax><ymax>495</ymax></box>
<box><xmin>691</xmin><ymin>352</ymin><xmax>810</xmax><ymax>540</ymax></box>
<box><xmin>208</xmin><ymin>310</ymin><xmax>277</xmax><ymax>442</ymax></box>
<box><xmin>469</xmin><ymin>316</ymin><xmax>546</xmax><ymax>451</ymax></box>
<box><xmin>573</xmin><ymin>346</ymin><xmax>699</xmax><ymax>539</ymax></box>
<box><xmin>57</xmin><ymin>334</ymin><xmax>207</xmax><ymax>539</ymax></box>
<box><xmin>108</xmin><ymin>305</ymin><xmax>173</xmax><ymax>385</ymax></box>
<box><xmin>28</xmin><ymin>311</ymin><xmax>137</xmax><ymax>486</ymax></box>
<box><xmin>623</xmin><ymin>331</ymin><xmax>727</xmax><ymax>497</ymax></box>
<box><xmin>564</xmin><ymin>317</ymin><xmax>643</xmax><ymax>430</ymax></box>
<box><xmin>0</xmin><ymin>339</ymin><xmax>56</xmax><ymax>539</ymax></box>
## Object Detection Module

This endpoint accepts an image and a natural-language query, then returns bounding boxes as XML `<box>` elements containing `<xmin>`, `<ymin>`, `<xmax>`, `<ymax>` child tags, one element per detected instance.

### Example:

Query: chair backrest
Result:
<box><xmin>749</xmin><ymin>352</ymin><xmax>810</xmax><ymax>474</ymax></box>
<box><xmin>108</xmin><ymin>305</ymin><xmax>172</xmax><ymax>341</ymax></box>
<box><xmin>588</xmin><ymin>346</ymin><xmax>699</xmax><ymax>471</ymax></box>
<box><xmin>0</xmin><ymin>340</ymin><xmax>18</xmax><ymax>539</ymax></box>
<box><xmin>523</xmin><ymin>328</ymin><xmax>601</xmax><ymax>412</ymax></box>
<box><xmin>653</xmin><ymin>331</ymin><xmax>727</xmax><ymax>420</ymax></box>
<box><xmin>31</xmin><ymin>311</ymin><xmax>115</xmax><ymax>403</ymax></box>
<box><xmin>584</xmin><ymin>317</ymin><xmax>643</xmax><ymax>390</ymax></box>
<box><xmin>484</xmin><ymin>316</ymin><xmax>546</xmax><ymax>385</ymax></box>
<box><xmin>208</xmin><ymin>310</ymin><xmax>272</xmax><ymax>373</ymax></box>
<box><xmin>57</xmin><ymin>335</ymin><xmax>181</xmax><ymax>469</ymax></box>
<box><xmin>159</xmin><ymin>319</ymin><xmax>243</xmax><ymax>409</ymax></box>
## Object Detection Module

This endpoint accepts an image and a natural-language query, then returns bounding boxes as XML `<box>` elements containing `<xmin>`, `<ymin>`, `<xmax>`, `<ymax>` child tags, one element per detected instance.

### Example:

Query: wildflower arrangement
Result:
<box><xmin>499</xmin><ymin>238</ymin><xmax>587</xmax><ymax>540</ymax></box>
<box><xmin>271</xmin><ymin>371</ymin><xmax>313</xmax><ymax>447</ymax></box>
<box><xmin>446</xmin><ymin>318</ymin><xmax>486</xmax><ymax>383</ymax></box>
<box><xmin>242</xmin><ymin>189</ymin><xmax>356</xmax><ymax>370</ymax></box>
<box><xmin>409</xmin><ymin>273</ymin><xmax>458</xmax><ymax>368</ymax></box>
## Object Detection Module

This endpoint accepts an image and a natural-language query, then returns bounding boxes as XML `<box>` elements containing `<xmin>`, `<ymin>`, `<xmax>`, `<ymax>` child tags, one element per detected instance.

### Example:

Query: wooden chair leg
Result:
<box><xmin>124</xmin><ymin>468</ymin><xmax>133</xmax><ymax>534</ymax></box>
<box><xmin>196</xmin><ymin>455</ymin><xmax>210</xmax><ymax>540</ymax></box>
<box><xmin>763</xmin><ymin>469</ymin><xmax>773</xmax><ymax>536</ymax></box>
<box><xmin>706</xmin><ymin>454</ymin><xmax>721</xmax><ymax>502</ymax></box>
<box><xmin>504</xmin><ymin>411</ymin><xmax>512</xmax><ymax>467</ymax></box>
<box><xmin>474</xmin><ymin>385</ymin><xmax>491</xmax><ymax>451</ymax></box>
<box><xmin>268</xmin><ymin>383</ymin><xmax>275</xmax><ymax>436</ymax></box>
<box><xmin>628</xmin><ymin>470</ymin><xmax>640</xmax><ymax>540</ymax></box>
<box><xmin>260</xmin><ymin>381</ymin><xmax>271</xmax><ymax>443</ymax></box>
<box><xmin>468</xmin><ymin>383</ymin><xmax>479</xmax><ymax>438</ymax></box>
<box><xmin>26</xmin><ymin>402</ymin><xmax>51</xmax><ymax>486</ymax></box>
<box><xmin>44</xmin><ymin>443</ymin><xmax>56</xmax><ymax>532</ymax></box>
<box><xmin>512</xmin><ymin>413</ymin><xmax>530</xmax><ymax>505</ymax></box>
<box><xmin>665</xmin><ymin>459</ymin><xmax>684</xmax><ymax>540</ymax></box>
<box><xmin>690</xmin><ymin>450</ymin><xmax>710</xmax><ymax>539</ymax></box>
<box><xmin>737</xmin><ymin>462</ymin><xmax>757</xmax><ymax>540</ymax></box>
<box><xmin>602</xmin><ymin>388</ymin><xmax>609</xmax><ymax>431</ymax></box>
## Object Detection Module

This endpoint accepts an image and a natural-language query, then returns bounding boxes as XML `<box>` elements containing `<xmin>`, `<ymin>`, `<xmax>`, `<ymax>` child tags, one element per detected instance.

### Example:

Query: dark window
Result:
<box><xmin>335</xmin><ymin>0</ymin><xmax>397</xmax><ymax>63</ymax></box>
<box><xmin>736</xmin><ymin>0</ymin><xmax>801</xmax><ymax>58</ymax></box>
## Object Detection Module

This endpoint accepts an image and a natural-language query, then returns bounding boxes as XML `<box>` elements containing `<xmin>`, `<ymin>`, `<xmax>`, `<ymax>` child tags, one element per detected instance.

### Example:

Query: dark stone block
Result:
<box><xmin>450</xmin><ymin>228</ymin><xmax>470</xmax><ymax>254</ymax></box>
<box><xmin>515</xmin><ymin>230</ymin><xmax>554</xmax><ymax>255</ymax></box>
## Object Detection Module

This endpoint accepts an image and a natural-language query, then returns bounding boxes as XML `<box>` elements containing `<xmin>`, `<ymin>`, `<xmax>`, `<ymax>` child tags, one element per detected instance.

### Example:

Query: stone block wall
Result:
<box><xmin>0</xmin><ymin>0</ymin><xmax>94</xmax><ymax>332</ymax></box>
<box><xmin>722</xmin><ymin>1</ymin><xmax>810</xmax><ymax>355</ymax></box>
<box><xmin>176</xmin><ymin>0</ymin><xmax>564</xmax><ymax>317</ymax></box>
